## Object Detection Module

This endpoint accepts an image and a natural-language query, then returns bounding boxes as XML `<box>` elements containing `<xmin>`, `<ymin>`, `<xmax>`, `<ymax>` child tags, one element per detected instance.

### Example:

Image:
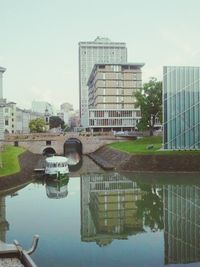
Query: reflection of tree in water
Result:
<box><xmin>95</xmin><ymin>238</ymin><xmax>113</xmax><ymax>247</ymax></box>
<box><xmin>136</xmin><ymin>183</ymin><xmax>163</xmax><ymax>231</ymax></box>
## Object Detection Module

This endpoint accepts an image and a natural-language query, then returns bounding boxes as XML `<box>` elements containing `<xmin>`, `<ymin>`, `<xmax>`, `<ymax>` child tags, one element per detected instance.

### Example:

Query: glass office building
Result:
<box><xmin>163</xmin><ymin>66</ymin><xmax>200</xmax><ymax>149</ymax></box>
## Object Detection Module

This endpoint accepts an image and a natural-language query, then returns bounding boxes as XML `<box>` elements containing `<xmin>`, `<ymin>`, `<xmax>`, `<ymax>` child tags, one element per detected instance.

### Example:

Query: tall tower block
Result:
<box><xmin>0</xmin><ymin>66</ymin><xmax>6</xmax><ymax>140</ymax></box>
<box><xmin>0</xmin><ymin>67</ymin><xmax>6</xmax><ymax>100</ymax></box>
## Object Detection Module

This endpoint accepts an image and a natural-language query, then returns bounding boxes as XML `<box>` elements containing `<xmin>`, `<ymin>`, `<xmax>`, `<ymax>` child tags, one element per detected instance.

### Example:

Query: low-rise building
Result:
<box><xmin>15</xmin><ymin>108</ymin><xmax>43</xmax><ymax>134</ymax></box>
<box><xmin>4</xmin><ymin>101</ymin><xmax>17</xmax><ymax>134</ymax></box>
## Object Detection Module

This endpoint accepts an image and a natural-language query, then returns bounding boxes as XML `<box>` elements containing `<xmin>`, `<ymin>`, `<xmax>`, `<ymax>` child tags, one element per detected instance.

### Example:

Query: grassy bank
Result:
<box><xmin>108</xmin><ymin>136</ymin><xmax>200</xmax><ymax>155</ymax></box>
<box><xmin>0</xmin><ymin>145</ymin><xmax>26</xmax><ymax>177</ymax></box>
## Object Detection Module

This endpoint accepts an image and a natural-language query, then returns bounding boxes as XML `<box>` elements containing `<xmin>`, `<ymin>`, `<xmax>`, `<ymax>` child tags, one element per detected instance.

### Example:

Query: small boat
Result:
<box><xmin>0</xmin><ymin>235</ymin><xmax>39</xmax><ymax>267</ymax></box>
<box><xmin>45</xmin><ymin>156</ymin><xmax>69</xmax><ymax>179</ymax></box>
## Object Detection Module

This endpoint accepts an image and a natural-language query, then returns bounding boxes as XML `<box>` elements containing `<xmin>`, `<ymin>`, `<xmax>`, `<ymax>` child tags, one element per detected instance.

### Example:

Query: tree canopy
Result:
<box><xmin>49</xmin><ymin>116</ymin><xmax>65</xmax><ymax>129</ymax></box>
<box><xmin>29</xmin><ymin>118</ymin><xmax>46</xmax><ymax>133</ymax></box>
<box><xmin>135</xmin><ymin>77</ymin><xmax>162</xmax><ymax>135</ymax></box>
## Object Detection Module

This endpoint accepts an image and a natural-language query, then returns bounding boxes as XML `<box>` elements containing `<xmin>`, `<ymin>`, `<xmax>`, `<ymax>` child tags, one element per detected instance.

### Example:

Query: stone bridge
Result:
<box><xmin>3</xmin><ymin>133</ymin><xmax>126</xmax><ymax>155</ymax></box>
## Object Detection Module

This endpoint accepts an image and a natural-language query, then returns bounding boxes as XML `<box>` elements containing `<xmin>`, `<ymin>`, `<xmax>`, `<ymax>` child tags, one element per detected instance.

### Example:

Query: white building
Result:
<box><xmin>15</xmin><ymin>108</ymin><xmax>43</xmax><ymax>134</ymax></box>
<box><xmin>58</xmin><ymin>102</ymin><xmax>74</xmax><ymax>126</ymax></box>
<box><xmin>79</xmin><ymin>37</ymin><xmax>127</xmax><ymax>128</ymax></box>
<box><xmin>4</xmin><ymin>102</ymin><xmax>17</xmax><ymax>134</ymax></box>
<box><xmin>3</xmin><ymin>104</ymin><xmax>43</xmax><ymax>134</ymax></box>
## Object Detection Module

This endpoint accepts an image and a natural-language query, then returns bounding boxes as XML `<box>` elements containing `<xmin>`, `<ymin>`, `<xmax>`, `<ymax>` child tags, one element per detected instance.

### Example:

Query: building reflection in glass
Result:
<box><xmin>163</xmin><ymin>185</ymin><xmax>200</xmax><ymax>264</ymax></box>
<box><xmin>81</xmin><ymin>173</ymin><xmax>144</xmax><ymax>246</ymax></box>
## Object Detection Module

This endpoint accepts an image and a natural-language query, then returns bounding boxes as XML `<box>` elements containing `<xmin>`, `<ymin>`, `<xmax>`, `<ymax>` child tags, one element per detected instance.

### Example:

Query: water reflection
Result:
<box><xmin>46</xmin><ymin>177</ymin><xmax>69</xmax><ymax>199</ymax></box>
<box><xmin>1</xmin><ymin>168</ymin><xmax>200</xmax><ymax>266</ymax></box>
<box><xmin>80</xmin><ymin>172</ymin><xmax>200</xmax><ymax>265</ymax></box>
<box><xmin>163</xmin><ymin>185</ymin><xmax>200</xmax><ymax>265</ymax></box>
<box><xmin>67</xmin><ymin>153</ymin><xmax>83</xmax><ymax>172</ymax></box>
<box><xmin>0</xmin><ymin>197</ymin><xmax>9</xmax><ymax>242</ymax></box>
<box><xmin>81</xmin><ymin>173</ymin><xmax>144</xmax><ymax>246</ymax></box>
<box><xmin>136</xmin><ymin>183</ymin><xmax>163</xmax><ymax>231</ymax></box>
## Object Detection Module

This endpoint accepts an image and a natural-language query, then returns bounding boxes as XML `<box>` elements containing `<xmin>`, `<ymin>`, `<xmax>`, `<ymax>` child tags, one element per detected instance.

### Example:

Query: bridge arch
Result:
<box><xmin>42</xmin><ymin>147</ymin><xmax>56</xmax><ymax>156</ymax></box>
<box><xmin>64</xmin><ymin>138</ymin><xmax>82</xmax><ymax>155</ymax></box>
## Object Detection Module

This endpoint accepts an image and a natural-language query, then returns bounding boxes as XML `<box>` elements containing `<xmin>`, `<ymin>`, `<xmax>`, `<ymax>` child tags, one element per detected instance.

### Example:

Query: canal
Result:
<box><xmin>1</xmin><ymin>156</ymin><xmax>200</xmax><ymax>267</ymax></box>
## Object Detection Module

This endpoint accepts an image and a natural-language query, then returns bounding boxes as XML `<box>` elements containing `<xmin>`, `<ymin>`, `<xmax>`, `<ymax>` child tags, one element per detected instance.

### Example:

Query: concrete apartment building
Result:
<box><xmin>87</xmin><ymin>63</ymin><xmax>144</xmax><ymax>132</ymax></box>
<box><xmin>79</xmin><ymin>37</ymin><xmax>127</xmax><ymax>128</ymax></box>
<box><xmin>163</xmin><ymin>66</ymin><xmax>200</xmax><ymax>149</ymax></box>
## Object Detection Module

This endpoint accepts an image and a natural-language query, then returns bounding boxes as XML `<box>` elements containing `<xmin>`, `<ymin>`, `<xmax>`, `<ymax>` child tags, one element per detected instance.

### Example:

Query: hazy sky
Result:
<box><xmin>0</xmin><ymin>0</ymin><xmax>200</xmax><ymax>110</ymax></box>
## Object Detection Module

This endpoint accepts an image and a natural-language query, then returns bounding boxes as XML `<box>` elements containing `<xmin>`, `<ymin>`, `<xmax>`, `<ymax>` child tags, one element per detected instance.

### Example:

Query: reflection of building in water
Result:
<box><xmin>0</xmin><ymin>197</ymin><xmax>9</xmax><ymax>242</ymax></box>
<box><xmin>164</xmin><ymin>185</ymin><xmax>200</xmax><ymax>264</ymax></box>
<box><xmin>81</xmin><ymin>173</ymin><xmax>143</xmax><ymax>246</ymax></box>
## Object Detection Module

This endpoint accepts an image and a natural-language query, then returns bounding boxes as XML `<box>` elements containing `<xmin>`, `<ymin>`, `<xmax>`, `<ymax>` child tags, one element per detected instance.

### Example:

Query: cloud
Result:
<box><xmin>30</xmin><ymin>85</ymin><xmax>54</xmax><ymax>103</ymax></box>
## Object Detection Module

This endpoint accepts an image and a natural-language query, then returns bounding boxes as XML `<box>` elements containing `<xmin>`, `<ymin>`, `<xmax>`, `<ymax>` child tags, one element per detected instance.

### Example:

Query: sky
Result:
<box><xmin>0</xmin><ymin>0</ymin><xmax>200</xmax><ymax>111</ymax></box>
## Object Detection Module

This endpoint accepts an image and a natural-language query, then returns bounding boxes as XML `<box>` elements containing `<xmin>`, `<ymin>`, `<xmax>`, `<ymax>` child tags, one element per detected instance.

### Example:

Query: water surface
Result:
<box><xmin>1</xmin><ymin>157</ymin><xmax>200</xmax><ymax>267</ymax></box>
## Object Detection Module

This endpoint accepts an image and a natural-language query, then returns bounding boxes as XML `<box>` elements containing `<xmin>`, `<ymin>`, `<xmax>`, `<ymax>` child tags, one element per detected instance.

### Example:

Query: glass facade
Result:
<box><xmin>163</xmin><ymin>66</ymin><xmax>200</xmax><ymax>149</ymax></box>
<box><xmin>163</xmin><ymin>185</ymin><xmax>200</xmax><ymax>264</ymax></box>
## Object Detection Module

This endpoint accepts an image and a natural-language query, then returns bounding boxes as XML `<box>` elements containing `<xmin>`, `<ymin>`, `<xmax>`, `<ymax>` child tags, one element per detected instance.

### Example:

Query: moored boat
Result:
<box><xmin>0</xmin><ymin>235</ymin><xmax>39</xmax><ymax>267</ymax></box>
<box><xmin>45</xmin><ymin>156</ymin><xmax>69</xmax><ymax>179</ymax></box>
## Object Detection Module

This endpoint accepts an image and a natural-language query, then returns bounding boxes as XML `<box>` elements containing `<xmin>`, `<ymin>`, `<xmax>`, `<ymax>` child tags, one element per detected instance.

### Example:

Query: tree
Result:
<box><xmin>29</xmin><ymin>118</ymin><xmax>46</xmax><ymax>133</ymax></box>
<box><xmin>135</xmin><ymin>77</ymin><xmax>162</xmax><ymax>136</ymax></box>
<box><xmin>49</xmin><ymin>116</ymin><xmax>65</xmax><ymax>129</ymax></box>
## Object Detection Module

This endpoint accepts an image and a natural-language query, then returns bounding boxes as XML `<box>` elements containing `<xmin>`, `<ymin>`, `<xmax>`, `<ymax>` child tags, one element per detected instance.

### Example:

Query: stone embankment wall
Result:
<box><xmin>88</xmin><ymin>146</ymin><xmax>200</xmax><ymax>172</ymax></box>
<box><xmin>0</xmin><ymin>151</ymin><xmax>41</xmax><ymax>192</ymax></box>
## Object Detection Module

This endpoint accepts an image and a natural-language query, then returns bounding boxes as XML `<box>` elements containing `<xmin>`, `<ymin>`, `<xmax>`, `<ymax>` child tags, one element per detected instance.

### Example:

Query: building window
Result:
<box><xmin>46</xmin><ymin>140</ymin><xmax>51</xmax><ymax>145</ymax></box>
<box><xmin>5</xmin><ymin>108</ymin><xmax>8</xmax><ymax>113</ymax></box>
<box><xmin>5</xmin><ymin>120</ymin><xmax>8</xmax><ymax>125</ymax></box>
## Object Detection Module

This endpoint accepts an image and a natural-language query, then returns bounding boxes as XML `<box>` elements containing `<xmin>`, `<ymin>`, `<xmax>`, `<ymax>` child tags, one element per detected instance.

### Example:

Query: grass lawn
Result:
<box><xmin>108</xmin><ymin>136</ymin><xmax>200</xmax><ymax>155</ymax></box>
<box><xmin>0</xmin><ymin>145</ymin><xmax>26</xmax><ymax>177</ymax></box>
